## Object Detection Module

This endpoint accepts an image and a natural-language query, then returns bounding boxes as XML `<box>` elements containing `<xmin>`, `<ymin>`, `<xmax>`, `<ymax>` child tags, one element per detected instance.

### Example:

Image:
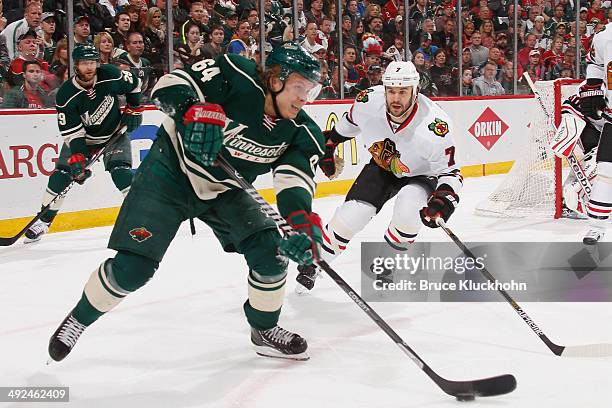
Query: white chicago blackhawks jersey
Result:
<box><xmin>586</xmin><ymin>22</ymin><xmax>612</xmax><ymax>112</ymax></box>
<box><xmin>334</xmin><ymin>86</ymin><xmax>462</xmax><ymax>192</ymax></box>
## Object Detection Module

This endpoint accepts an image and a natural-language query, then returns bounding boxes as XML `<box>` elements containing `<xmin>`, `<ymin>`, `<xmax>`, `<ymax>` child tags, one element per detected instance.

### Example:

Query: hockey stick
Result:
<box><xmin>215</xmin><ymin>155</ymin><xmax>516</xmax><ymax>400</ymax></box>
<box><xmin>0</xmin><ymin>126</ymin><xmax>128</xmax><ymax>247</ymax></box>
<box><xmin>523</xmin><ymin>74</ymin><xmax>593</xmax><ymax>198</ymax></box>
<box><xmin>437</xmin><ymin>218</ymin><xmax>612</xmax><ymax>357</ymax></box>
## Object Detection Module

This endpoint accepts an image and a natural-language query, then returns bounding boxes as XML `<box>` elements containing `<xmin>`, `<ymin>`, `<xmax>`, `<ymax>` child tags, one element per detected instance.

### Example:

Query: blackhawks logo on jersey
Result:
<box><xmin>356</xmin><ymin>88</ymin><xmax>373</xmax><ymax>103</ymax></box>
<box><xmin>129</xmin><ymin>227</ymin><xmax>152</xmax><ymax>242</ymax></box>
<box><xmin>428</xmin><ymin>118</ymin><xmax>449</xmax><ymax>137</ymax></box>
<box><xmin>368</xmin><ymin>138</ymin><xmax>410</xmax><ymax>175</ymax></box>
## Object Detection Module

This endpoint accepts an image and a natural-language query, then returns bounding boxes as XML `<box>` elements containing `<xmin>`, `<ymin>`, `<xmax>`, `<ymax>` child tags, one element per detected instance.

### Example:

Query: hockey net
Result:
<box><xmin>474</xmin><ymin>79</ymin><xmax>581</xmax><ymax>219</ymax></box>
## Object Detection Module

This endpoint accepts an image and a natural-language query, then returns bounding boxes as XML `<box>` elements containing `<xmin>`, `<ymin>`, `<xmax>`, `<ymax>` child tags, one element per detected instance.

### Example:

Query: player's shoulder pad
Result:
<box><xmin>55</xmin><ymin>78</ymin><xmax>81</xmax><ymax>108</ymax></box>
<box><xmin>349</xmin><ymin>85</ymin><xmax>384</xmax><ymax>123</ymax></box>
<box><xmin>355</xmin><ymin>85</ymin><xmax>384</xmax><ymax>104</ymax></box>
<box><xmin>217</xmin><ymin>54</ymin><xmax>264</xmax><ymax>92</ymax></box>
<box><xmin>419</xmin><ymin>95</ymin><xmax>454</xmax><ymax>140</ymax></box>
<box><xmin>292</xmin><ymin>110</ymin><xmax>326</xmax><ymax>156</ymax></box>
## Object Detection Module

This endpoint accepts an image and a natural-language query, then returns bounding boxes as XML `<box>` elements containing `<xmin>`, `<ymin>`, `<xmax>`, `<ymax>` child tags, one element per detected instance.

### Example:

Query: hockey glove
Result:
<box><xmin>182</xmin><ymin>103</ymin><xmax>226</xmax><ymax>166</ymax></box>
<box><xmin>68</xmin><ymin>153</ymin><xmax>91</xmax><ymax>184</ymax></box>
<box><xmin>279</xmin><ymin>211</ymin><xmax>323</xmax><ymax>265</ymax></box>
<box><xmin>420</xmin><ymin>188</ymin><xmax>459</xmax><ymax>228</ymax></box>
<box><xmin>579</xmin><ymin>79</ymin><xmax>606</xmax><ymax>120</ymax></box>
<box><xmin>319</xmin><ymin>139</ymin><xmax>344</xmax><ymax>179</ymax></box>
<box><xmin>121</xmin><ymin>106</ymin><xmax>144</xmax><ymax>132</ymax></box>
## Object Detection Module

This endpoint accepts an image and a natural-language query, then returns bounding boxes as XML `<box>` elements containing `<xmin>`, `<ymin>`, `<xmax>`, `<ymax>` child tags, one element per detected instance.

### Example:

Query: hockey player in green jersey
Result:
<box><xmin>48</xmin><ymin>42</ymin><xmax>325</xmax><ymax>361</ymax></box>
<box><xmin>24</xmin><ymin>44</ymin><xmax>144</xmax><ymax>243</ymax></box>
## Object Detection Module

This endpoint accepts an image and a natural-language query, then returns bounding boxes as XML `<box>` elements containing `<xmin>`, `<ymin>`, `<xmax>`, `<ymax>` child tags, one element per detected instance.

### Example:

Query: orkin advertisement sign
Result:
<box><xmin>468</xmin><ymin>107</ymin><xmax>509</xmax><ymax>151</ymax></box>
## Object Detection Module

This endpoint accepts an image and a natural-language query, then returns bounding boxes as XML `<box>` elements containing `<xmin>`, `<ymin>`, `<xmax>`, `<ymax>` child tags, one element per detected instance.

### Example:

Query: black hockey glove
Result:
<box><xmin>420</xmin><ymin>188</ymin><xmax>459</xmax><ymax>228</ymax></box>
<box><xmin>319</xmin><ymin>139</ymin><xmax>344</xmax><ymax>179</ymax></box>
<box><xmin>319</xmin><ymin>129</ymin><xmax>350</xmax><ymax>179</ymax></box>
<box><xmin>579</xmin><ymin>79</ymin><xmax>606</xmax><ymax>120</ymax></box>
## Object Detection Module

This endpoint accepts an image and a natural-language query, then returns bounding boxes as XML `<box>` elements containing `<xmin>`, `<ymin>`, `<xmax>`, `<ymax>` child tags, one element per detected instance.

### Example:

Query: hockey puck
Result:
<box><xmin>455</xmin><ymin>393</ymin><xmax>476</xmax><ymax>402</ymax></box>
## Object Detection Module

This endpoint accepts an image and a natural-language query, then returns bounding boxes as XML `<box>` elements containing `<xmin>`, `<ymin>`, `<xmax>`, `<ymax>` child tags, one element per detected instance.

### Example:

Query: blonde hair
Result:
<box><xmin>147</xmin><ymin>7</ymin><xmax>162</xmax><ymax>27</ymax></box>
<box><xmin>479</xmin><ymin>19</ymin><xmax>495</xmax><ymax>37</ymax></box>
<box><xmin>94</xmin><ymin>32</ymin><xmax>114</xmax><ymax>63</ymax></box>
<box><xmin>94</xmin><ymin>31</ymin><xmax>114</xmax><ymax>50</ymax></box>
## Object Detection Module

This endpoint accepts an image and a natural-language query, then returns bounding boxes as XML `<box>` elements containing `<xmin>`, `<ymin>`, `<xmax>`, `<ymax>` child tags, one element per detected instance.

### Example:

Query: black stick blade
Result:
<box><xmin>434</xmin><ymin>372</ymin><xmax>517</xmax><ymax>398</ymax></box>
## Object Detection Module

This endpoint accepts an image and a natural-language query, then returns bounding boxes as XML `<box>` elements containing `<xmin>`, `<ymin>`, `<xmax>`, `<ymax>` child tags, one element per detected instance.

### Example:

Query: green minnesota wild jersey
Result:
<box><xmin>55</xmin><ymin>64</ymin><xmax>142</xmax><ymax>150</ymax></box>
<box><xmin>116</xmin><ymin>51</ymin><xmax>154</xmax><ymax>96</ymax></box>
<box><xmin>151</xmin><ymin>54</ymin><xmax>325</xmax><ymax>217</ymax></box>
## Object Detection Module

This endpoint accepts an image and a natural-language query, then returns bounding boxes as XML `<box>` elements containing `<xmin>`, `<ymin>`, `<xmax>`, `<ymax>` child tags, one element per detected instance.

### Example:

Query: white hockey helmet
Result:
<box><xmin>382</xmin><ymin>61</ymin><xmax>420</xmax><ymax>88</ymax></box>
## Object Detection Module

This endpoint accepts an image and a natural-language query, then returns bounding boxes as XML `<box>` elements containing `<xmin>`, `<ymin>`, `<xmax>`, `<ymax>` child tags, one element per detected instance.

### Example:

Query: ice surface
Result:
<box><xmin>1</xmin><ymin>175</ymin><xmax>611</xmax><ymax>408</ymax></box>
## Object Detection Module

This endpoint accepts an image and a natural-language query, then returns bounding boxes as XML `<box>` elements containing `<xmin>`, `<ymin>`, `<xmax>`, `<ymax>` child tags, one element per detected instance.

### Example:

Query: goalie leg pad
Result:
<box><xmin>322</xmin><ymin>200</ymin><xmax>376</xmax><ymax>260</ymax></box>
<box><xmin>551</xmin><ymin>113</ymin><xmax>587</xmax><ymax>158</ymax></box>
<box><xmin>385</xmin><ymin>183</ymin><xmax>431</xmax><ymax>250</ymax></box>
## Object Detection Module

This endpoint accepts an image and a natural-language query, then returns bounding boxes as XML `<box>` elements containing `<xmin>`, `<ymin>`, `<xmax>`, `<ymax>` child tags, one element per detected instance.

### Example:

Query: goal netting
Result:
<box><xmin>474</xmin><ymin>79</ymin><xmax>581</xmax><ymax>219</ymax></box>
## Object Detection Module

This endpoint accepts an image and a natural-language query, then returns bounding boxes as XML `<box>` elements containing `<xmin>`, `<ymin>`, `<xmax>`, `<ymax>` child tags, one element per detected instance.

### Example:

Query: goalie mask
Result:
<box><xmin>383</xmin><ymin>61</ymin><xmax>420</xmax><ymax>121</ymax></box>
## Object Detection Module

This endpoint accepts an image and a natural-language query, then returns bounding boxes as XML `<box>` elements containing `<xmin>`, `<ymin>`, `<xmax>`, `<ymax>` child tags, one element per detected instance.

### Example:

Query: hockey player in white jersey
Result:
<box><xmin>297</xmin><ymin>61</ymin><xmax>463</xmax><ymax>290</ymax></box>
<box><xmin>579</xmin><ymin>22</ymin><xmax>612</xmax><ymax>244</ymax></box>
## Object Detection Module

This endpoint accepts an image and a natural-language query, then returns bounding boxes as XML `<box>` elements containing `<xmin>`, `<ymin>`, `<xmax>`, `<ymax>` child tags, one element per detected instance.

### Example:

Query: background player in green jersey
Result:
<box><xmin>24</xmin><ymin>44</ymin><xmax>144</xmax><ymax>243</ymax></box>
<box><xmin>48</xmin><ymin>42</ymin><xmax>325</xmax><ymax>362</ymax></box>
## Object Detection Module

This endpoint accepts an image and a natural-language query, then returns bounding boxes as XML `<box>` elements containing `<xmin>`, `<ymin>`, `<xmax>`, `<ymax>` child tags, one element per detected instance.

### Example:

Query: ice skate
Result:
<box><xmin>251</xmin><ymin>326</ymin><xmax>309</xmax><ymax>361</ymax></box>
<box><xmin>48</xmin><ymin>314</ymin><xmax>88</xmax><ymax>362</ymax></box>
<box><xmin>561</xmin><ymin>203</ymin><xmax>587</xmax><ymax>220</ymax></box>
<box><xmin>583</xmin><ymin>226</ymin><xmax>606</xmax><ymax>245</ymax></box>
<box><xmin>295</xmin><ymin>264</ymin><xmax>322</xmax><ymax>294</ymax></box>
<box><xmin>24</xmin><ymin>219</ymin><xmax>50</xmax><ymax>244</ymax></box>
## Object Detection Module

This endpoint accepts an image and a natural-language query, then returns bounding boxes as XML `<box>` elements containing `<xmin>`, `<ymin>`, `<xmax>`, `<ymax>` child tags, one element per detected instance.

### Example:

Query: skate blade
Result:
<box><xmin>253</xmin><ymin>345</ymin><xmax>310</xmax><ymax>361</ymax></box>
<box><xmin>295</xmin><ymin>284</ymin><xmax>310</xmax><ymax>295</ymax></box>
<box><xmin>23</xmin><ymin>237</ymin><xmax>42</xmax><ymax>245</ymax></box>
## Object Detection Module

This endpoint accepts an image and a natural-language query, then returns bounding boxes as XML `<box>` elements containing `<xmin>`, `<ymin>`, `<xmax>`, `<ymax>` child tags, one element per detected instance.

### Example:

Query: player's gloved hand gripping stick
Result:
<box><xmin>182</xmin><ymin>102</ymin><xmax>226</xmax><ymax>167</ymax></box>
<box><xmin>215</xmin><ymin>154</ymin><xmax>517</xmax><ymax>401</ymax></box>
<box><xmin>0</xmin><ymin>126</ymin><xmax>128</xmax><ymax>247</ymax></box>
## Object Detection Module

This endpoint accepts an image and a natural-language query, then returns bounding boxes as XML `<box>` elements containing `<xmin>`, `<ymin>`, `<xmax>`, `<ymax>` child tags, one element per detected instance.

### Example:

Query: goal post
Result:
<box><xmin>474</xmin><ymin>79</ymin><xmax>582</xmax><ymax>219</ymax></box>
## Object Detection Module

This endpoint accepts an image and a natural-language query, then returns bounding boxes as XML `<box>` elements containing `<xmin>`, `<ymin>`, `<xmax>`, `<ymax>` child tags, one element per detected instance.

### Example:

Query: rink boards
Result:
<box><xmin>0</xmin><ymin>95</ymin><xmax>536</xmax><ymax>233</ymax></box>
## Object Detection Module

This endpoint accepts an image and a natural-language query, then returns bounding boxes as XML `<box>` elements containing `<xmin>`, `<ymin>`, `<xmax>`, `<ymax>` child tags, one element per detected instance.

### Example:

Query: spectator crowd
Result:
<box><xmin>0</xmin><ymin>0</ymin><xmax>607</xmax><ymax>107</ymax></box>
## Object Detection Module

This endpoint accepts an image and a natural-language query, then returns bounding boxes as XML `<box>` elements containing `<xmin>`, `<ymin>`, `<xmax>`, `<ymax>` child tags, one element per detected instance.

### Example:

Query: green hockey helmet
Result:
<box><xmin>266</xmin><ymin>42</ymin><xmax>321</xmax><ymax>84</ymax></box>
<box><xmin>265</xmin><ymin>42</ymin><xmax>322</xmax><ymax>102</ymax></box>
<box><xmin>72</xmin><ymin>44</ymin><xmax>100</xmax><ymax>62</ymax></box>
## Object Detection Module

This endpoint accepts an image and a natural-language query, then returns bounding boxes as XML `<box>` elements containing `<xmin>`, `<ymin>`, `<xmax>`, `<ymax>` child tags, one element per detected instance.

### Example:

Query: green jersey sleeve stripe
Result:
<box><xmin>274</xmin><ymin>164</ymin><xmax>316</xmax><ymax>191</ymax></box>
<box><xmin>288</xmin><ymin>119</ymin><xmax>324</xmax><ymax>155</ymax></box>
<box><xmin>222</xmin><ymin>54</ymin><xmax>265</xmax><ymax>98</ymax></box>
<box><xmin>59</xmin><ymin>123</ymin><xmax>84</xmax><ymax>136</ymax></box>
<box><xmin>273</xmin><ymin>169</ymin><xmax>316</xmax><ymax>196</ymax></box>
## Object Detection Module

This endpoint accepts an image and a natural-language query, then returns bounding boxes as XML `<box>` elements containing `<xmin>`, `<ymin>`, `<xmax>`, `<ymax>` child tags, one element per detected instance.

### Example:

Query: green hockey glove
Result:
<box><xmin>279</xmin><ymin>211</ymin><xmax>323</xmax><ymax>265</ymax></box>
<box><xmin>68</xmin><ymin>153</ymin><xmax>91</xmax><ymax>184</ymax></box>
<box><xmin>121</xmin><ymin>106</ymin><xmax>144</xmax><ymax>132</ymax></box>
<box><xmin>182</xmin><ymin>103</ymin><xmax>226</xmax><ymax>166</ymax></box>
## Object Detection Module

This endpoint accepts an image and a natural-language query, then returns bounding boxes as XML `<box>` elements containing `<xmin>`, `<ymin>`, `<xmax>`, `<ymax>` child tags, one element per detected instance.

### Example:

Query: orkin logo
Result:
<box><xmin>468</xmin><ymin>107</ymin><xmax>509</xmax><ymax>151</ymax></box>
